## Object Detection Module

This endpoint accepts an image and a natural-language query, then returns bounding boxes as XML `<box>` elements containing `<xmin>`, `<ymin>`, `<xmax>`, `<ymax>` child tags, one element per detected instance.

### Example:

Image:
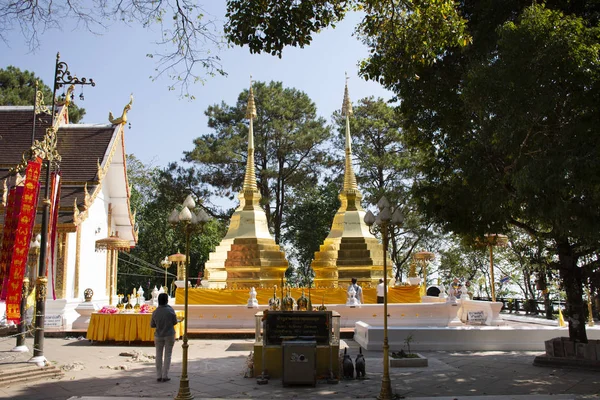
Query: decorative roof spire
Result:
<box><xmin>342</xmin><ymin>73</ymin><xmax>358</xmax><ymax>192</ymax></box>
<box><xmin>243</xmin><ymin>77</ymin><xmax>258</xmax><ymax>191</ymax></box>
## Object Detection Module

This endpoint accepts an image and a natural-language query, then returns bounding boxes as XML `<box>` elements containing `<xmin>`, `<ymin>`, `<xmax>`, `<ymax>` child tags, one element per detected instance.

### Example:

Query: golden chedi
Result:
<box><xmin>311</xmin><ymin>76</ymin><xmax>392</xmax><ymax>289</ymax></box>
<box><xmin>203</xmin><ymin>80</ymin><xmax>288</xmax><ymax>289</ymax></box>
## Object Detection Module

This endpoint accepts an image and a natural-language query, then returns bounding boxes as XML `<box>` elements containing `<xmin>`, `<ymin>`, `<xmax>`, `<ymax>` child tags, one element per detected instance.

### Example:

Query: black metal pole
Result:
<box><xmin>32</xmin><ymin>159</ymin><xmax>51</xmax><ymax>362</ymax></box>
<box><xmin>14</xmin><ymin>277</ymin><xmax>30</xmax><ymax>351</ymax></box>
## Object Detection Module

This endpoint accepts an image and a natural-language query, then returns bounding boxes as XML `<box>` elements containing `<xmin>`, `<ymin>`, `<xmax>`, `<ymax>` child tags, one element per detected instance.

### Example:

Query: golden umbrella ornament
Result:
<box><xmin>413</xmin><ymin>251</ymin><xmax>435</xmax><ymax>289</ymax></box>
<box><xmin>95</xmin><ymin>232</ymin><xmax>131</xmax><ymax>305</ymax></box>
<box><xmin>168</xmin><ymin>252</ymin><xmax>187</xmax><ymax>282</ymax></box>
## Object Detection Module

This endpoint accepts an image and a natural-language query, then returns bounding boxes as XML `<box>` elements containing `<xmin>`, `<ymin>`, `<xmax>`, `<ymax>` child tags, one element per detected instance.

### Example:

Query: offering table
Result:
<box><xmin>86</xmin><ymin>311</ymin><xmax>184</xmax><ymax>343</ymax></box>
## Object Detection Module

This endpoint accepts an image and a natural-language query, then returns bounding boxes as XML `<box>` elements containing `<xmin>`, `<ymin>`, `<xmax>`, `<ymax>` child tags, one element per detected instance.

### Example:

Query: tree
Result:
<box><xmin>282</xmin><ymin>180</ymin><xmax>340</xmax><ymax>284</ymax></box>
<box><xmin>1</xmin><ymin>1</ymin><xmax>225</xmax><ymax>96</ymax></box>
<box><xmin>0</xmin><ymin>66</ymin><xmax>85</xmax><ymax>122</ymax></box>
<box><xmin>184</xmin><ymin>81</ymin><xmax>333</xmax><ymax>244</ymax></box>
<box><xmin>121</xmin><ymin>157</ymin><xmax>224</xmax><ymax>295</ymax></box>
<box><xmin>225</xmin><ymin>1</ymin><xmax>600</xmax><ymax>342</ymax></box>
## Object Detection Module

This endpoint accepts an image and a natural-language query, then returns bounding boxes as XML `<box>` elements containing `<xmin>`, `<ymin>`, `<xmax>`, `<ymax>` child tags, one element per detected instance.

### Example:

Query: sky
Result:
<box><xmin>1</xmin><ymin>2</ymin><xmax>393</xmax><ymax>169</ymax></box>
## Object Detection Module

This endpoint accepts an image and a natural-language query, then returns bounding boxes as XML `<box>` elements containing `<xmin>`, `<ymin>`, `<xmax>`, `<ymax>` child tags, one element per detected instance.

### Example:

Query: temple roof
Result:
<box><xmin>0</xmin><ymin>106</ymin><xmax>136</xmax><ymax>245</ymax></box>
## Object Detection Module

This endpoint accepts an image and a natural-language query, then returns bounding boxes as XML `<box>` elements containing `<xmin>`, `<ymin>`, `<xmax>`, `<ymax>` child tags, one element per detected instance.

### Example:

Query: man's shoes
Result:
<box><xmin>162</xmin><ymin>377</ymin><xmax>171</xmax><ymax>382</ymax></box>
<box><xmin>157</xmin><ymin>378</ymin><xmax>162</xmax><ymax>382</ymax></box>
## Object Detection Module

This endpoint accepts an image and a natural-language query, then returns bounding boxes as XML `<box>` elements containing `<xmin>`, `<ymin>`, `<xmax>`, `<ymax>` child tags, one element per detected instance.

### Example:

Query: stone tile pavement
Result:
<box><xmin>0</xmin><ymin>335</ymin><xmax>599</xmax><ymax>400</ymax></box>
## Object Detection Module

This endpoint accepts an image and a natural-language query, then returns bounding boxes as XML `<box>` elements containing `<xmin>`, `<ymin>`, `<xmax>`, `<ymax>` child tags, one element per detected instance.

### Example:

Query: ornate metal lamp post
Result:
<box><xmin>364</xmin><ymin>196</ymin><xmax>403</xmax><ymax>400</ymax></box>
<box><xmin>29</xmin><ymin>53</ymin><xmax>95</xmax><ymax>366</ymax></box>
<box><xmin>168</xmin><ymin>195</ymin><xmax>210</xmax><ymax>400</ymax></box>
<box><xmin>483</xmin><ymin>234</ymin><xmax>508</xmax><ymax>302</ymax></box>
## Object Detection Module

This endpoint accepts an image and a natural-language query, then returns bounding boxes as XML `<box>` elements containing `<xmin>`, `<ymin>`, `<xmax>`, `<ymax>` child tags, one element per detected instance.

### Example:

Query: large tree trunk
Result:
<box><xmin>557</xmin><ymin>239</ymin><xmax>587</xmax><ymax>343</ymax></box>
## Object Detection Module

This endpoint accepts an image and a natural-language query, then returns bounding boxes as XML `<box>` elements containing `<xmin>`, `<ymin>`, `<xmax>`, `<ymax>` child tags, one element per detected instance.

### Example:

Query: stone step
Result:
<box><xmin>0</xmin><ymin>364</ymin><xmax>63</xmax><ymax>385</ymax></box>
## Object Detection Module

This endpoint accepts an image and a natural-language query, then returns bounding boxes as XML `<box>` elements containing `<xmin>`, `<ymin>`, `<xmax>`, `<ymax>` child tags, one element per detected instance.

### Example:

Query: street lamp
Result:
<box><xmin>483</xmin><ymin>234</ymin><xmax>508</xmax><ymax>302</ymax></box>
<box><xmin>161</xmin><ymin>256</ymin><xmax>171</xmax><ymax>294</ymax></box>
<box><xmin>364</xmin><ymin>196</ymin><xmax>403</xmax><ymax>400</ymax></box>
<box><xmin>30</xmin><ymin>53</ymin><xmax>95</xmax><ymax>366</ymax></box>
<box><xmin>168</xmin><ymin>194</ymin><xmax>210</xmax><ymax>400</ymax></box>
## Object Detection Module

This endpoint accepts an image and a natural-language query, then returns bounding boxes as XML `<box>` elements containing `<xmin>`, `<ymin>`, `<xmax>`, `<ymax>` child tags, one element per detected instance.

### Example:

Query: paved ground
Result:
<box><xmin>1</xmin><ymin>331</ymin><xmax>599</xmax><ymax>400</ymax></box>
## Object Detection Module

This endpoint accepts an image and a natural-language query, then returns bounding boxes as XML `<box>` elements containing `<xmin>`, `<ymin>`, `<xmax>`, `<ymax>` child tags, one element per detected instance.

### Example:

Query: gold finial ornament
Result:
<box><xmin>243</xmin><ymin>80</ymin><xmax>259</xmax><ymax>192</ymax></box>
<box><xmin>281</xmin><ymin>285</ymin><xmax>294</xmax><ymax>311</ymax></box>
<box><xmin>297</xmin><ymin>288</ymin><xmax>308</xmax><ymax>311</ymax></box>
<box><xmin>109</xmin><ymin>94</ymin><xmax>133</xmax><ymax>125</ymax></box>
<box><xmin>341</xmin><ymin>72</ymin><xmax>353</xmax><ymax>117</ymax></box>
<box><xmin>268</xmin><ymin>285</ymin><xmax>280</xmax><ymax>311</ymax></box>
<box><xmin>245</xmin><ymin>76</ymin><xmax>257</xmax><ymax>119</ymax></box>
<box><xmin>34</xmin><ymin>81</ymin><xmax>50</xmax><ymax>115</ymax></box>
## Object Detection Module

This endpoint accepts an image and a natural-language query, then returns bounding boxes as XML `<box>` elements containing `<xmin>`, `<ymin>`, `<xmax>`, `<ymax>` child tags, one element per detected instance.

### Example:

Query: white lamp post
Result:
<box><xmin>168</xmin><ymin>195</ymin><xmax>210</xmax><ymax>400</ymax></box>
<box><xmin>364</xmin><ymin>196</ymin><xmax>403</xmax><ymax>400</ymax></box>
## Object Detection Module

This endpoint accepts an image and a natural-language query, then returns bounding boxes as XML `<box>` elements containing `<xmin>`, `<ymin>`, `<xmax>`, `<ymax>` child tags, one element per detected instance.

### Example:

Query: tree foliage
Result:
<box><xmin>0</xmin><ymin>1</ymin><xmax>225</xmax><ymax>96</ymax></box>
<box><xmin>184</xmin><ymin>81</ymin><xmax>334</xmax><ymax>244</ymax></box>
<box><xmin>121</xmin><ymin>157</ymin><xmax>224</xmax><ymax>295</ymax></box>
<box><xmin>0</xmin><ymin>65</ymin><xmax>85</xmax><ymax>123</ymax></box>
<box><xmin>225</xmin><ymin>1</ymin><xmax>600</xmax><ymax>342</ymax></box>
<box><xmin>282</xmin><ymin>180</ymin><xmax>340</xmax><ymax>284</ymax></box>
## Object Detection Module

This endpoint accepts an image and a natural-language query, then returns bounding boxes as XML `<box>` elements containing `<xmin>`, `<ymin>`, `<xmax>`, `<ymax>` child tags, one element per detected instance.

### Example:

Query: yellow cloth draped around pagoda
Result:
<box><xmin>177</xmin><ymin>286</ymin><xmax>421</xmax><ymax>305</ymax></box>
<box><xmin>86</xmin><ymin>311</ymin><xmax>184</xmax><ymax>342</ymax></box>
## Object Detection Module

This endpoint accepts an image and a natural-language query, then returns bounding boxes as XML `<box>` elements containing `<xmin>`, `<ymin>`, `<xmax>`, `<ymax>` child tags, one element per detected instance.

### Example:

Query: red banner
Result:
<box><xmin>0</xmin><ymin>186</ymin><xmax>21</xmax><ymax>300</ymax></box>
<box><xmin>6</xmin><ymin>160</ymin><xmax>42</xmax><ymax>322</ymax></box>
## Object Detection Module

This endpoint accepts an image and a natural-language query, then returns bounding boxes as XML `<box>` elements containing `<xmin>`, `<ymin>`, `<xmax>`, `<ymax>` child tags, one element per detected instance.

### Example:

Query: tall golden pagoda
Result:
<box><xmin>311</xmin><ymin>76</ymin><xmax>392</xmax><ymax>288</ymax></box>
<box><xmin>203</xmin><ymin>81</ymin><xmax>288</xmax><ymax>289</ymax></box>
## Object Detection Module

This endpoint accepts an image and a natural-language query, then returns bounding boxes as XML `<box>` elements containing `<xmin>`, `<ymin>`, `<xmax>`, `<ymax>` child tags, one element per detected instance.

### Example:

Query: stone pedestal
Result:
<box><xmin>72</xmin><ymin>301</ymin><xmax>100</xmax><ymax>330</ymax></box>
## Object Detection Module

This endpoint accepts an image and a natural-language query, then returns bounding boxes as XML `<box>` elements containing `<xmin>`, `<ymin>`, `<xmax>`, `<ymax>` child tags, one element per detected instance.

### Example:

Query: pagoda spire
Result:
<box><xmin>243</xmin><ymin>77</ymin><xmax>259</xmax><ymax>192</ymax></box>
<box><xmin>202</xmin><ymin>76</ymin><xmax>288</xmax><ymax>289</ymax></box>
<box><xmin>342</xmin><ymin>73</ymin><xmax>358</xmax><ymax>192</ymax></box>
<box><xmin>310</xmin><ymin>74</ymin><xmax>391</xmax><ymax>289</ymax></box>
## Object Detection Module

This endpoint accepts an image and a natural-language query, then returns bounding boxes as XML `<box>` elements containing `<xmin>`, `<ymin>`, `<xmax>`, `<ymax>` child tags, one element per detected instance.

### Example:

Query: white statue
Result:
<box><xmin>247</xmin><ymin>287</ymin><xmax>259</xmax><ymax>308</ymax></box>
<box><xmin>447</xmin><ymin>285</ymin><xmax>457</xmax><ymax>304</ymax></box>
<box><xmin>151</xmin><ymin>286</ymin><xmax>159</xmax><ymax>306</ymax></box>
<box><xmin>158</xmin><ymin>286</ymin><xmax>165</xmax><ymax>294</ymax></box>
<box><xmin>346</xmin><ymin>286</ymin><xmax>361</xmax><ymax>307</ymax></box>
<box><xmin>137</xmin><ymin>285</ymin><xmax>144</xmax><ymax>298</ymax></box>
<box><xmin>439</xmin><ymin>284</ymin><xmax>447</xmax><ymax>299</ymax></box>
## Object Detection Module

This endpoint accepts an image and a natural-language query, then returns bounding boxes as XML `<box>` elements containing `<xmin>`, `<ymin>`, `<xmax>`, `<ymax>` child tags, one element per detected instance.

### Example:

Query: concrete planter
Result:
<box><xmin>390</xmin><ymin>353</ymin><xmax>428</xmax><ymax>368</ymax></box>
<box><xmin>534</xmin><ymin>337</ymin><xmax>600</xmax><ymax>369</ymax></box>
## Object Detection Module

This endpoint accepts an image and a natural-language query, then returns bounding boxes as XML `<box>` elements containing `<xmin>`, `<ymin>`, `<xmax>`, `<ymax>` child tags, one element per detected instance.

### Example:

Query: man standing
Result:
<box><xmin>347</xmin><ymin>278</ymin><xmax>363</xmax><ymax>304</ymax></box>
<box><xmin>151</xmin><ymin>293</ymin><xmax>178</xmax><ymax>382</ymax></box>
<box><xmin>376</xmin><ymin>278</ymin><xmax>385</xmax><ymax>304</ymax></box>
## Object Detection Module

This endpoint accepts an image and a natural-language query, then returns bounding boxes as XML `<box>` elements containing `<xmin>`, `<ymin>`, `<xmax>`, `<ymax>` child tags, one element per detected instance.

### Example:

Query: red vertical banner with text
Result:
<box><xmin>0</xmin><ymin>187</ymin><xmax>21</xmax><ymax>300</ymax></box>
<box><xmin>6</xmin><ymin>159</ymin><xmax>42</xmax><ymax>322</ymax></box>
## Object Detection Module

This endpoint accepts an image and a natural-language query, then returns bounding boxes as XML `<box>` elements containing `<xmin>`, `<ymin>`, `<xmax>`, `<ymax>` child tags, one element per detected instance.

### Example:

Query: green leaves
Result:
<box><xmin>0</xmin><ymin>66</ymin><xmax>86</xmax><ymax>123</ymax></box>
<box><xmin>225</xmin><ymin>0</ymin><xmax>349</xmax><ymax>56</ymax></box>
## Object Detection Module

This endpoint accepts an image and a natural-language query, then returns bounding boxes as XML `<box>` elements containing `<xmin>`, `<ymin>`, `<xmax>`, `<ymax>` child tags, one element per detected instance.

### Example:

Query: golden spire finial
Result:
<box><xmin>342</xmin><ymin>72</ymin><xmax>353</xmax><ymax>117</ymax></box>
<box><xmin>342</xmin><ymin>75</ymin><xmax>358</xmax><ymax>192</ymax></box>
<box><xmin>243</xmin><ymin>78</ymin><xmax>258</xmax><ymax>191</ymax></box>
<box><xmin>245</xmin><ymin>76</ymin><xmax>257</xmax><ymax>120</ymax></box>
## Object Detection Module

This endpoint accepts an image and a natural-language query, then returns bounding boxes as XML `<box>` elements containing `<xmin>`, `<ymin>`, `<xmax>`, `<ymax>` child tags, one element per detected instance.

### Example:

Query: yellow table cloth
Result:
<box><xmin>86</xmin><ymin>311</ymin><xmax>184</xmax><ymax>342</ymax></box>
<box><xmin>177</xmin><ymin>286</ymin><xmax>421</xmax><ymax>305</ymax></box>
